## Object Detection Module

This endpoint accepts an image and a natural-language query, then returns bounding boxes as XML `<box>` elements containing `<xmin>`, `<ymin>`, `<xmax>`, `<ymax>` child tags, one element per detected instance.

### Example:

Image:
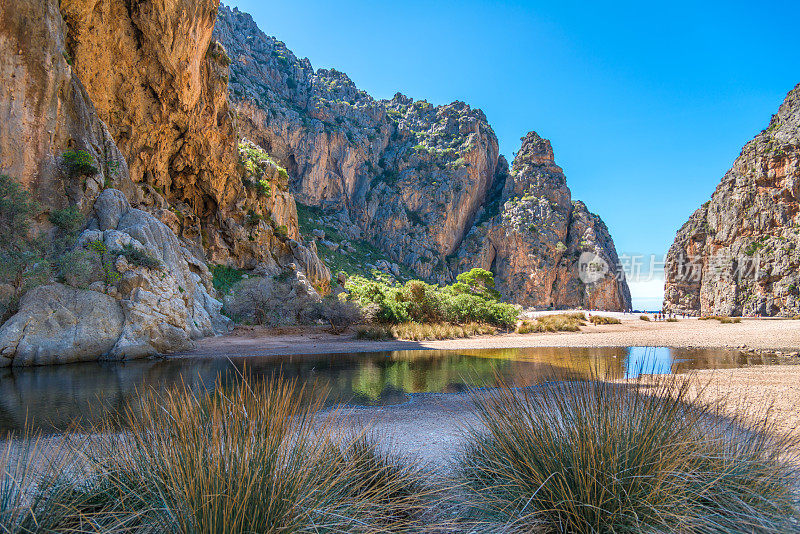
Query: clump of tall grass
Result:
<box><xmin>457</xmin><ymin>375</ymin><xmax>800</xmax><ymax>533</ymax></box>
<box><xmin>13</xmin><ymin>377</ymin><xmax>437</xmax><ymax>533</ymax></box>
<box><xmin>516</xmin><ymin>313</ymin><xmax>586</xmax><ymax>334</ymax></box>
<box><xmin>355</xmin><ymin>322</ymin><xmax>497</xmax><ymax>341</ymax></box>
<box><xmin>639</xmin><ymin>314</ymin><xmax>651</xmax><ymax>321</ymax></box>
<box><xmin>700</xmin><ymin>315</ymin><xmax>742</xmax><ymax>323</ymax></box>
<box><xmin>588</xmin><ymin>314</ymin><xmax>621</xmax><ymax>325</ymax></box>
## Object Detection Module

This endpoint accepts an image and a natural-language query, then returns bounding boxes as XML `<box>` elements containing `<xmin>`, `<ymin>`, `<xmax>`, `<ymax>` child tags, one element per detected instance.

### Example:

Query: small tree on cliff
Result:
<box><xmin>0</xmin><ymin>174</ymin><xmax>49</xmax><ymax>320</ymax></box>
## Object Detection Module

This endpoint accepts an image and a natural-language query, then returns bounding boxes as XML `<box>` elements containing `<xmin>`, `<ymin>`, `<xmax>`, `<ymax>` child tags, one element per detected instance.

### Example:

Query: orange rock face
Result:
<box><xmin>664</xmin><ymin>84</ymin><xmax>800</xmax><ymax>317</ymax></box>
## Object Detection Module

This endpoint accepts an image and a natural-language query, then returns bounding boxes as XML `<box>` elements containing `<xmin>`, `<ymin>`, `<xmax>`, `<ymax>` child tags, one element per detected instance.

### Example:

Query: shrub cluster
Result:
<box><xmin>345</xmin><ymin>268</ymin><xmax>518</xmax><ymax>329</ymax></box>
<box><xmin>588</xmin><ymin>314</ymin><xmax>622</xmax><ymax>325</ymax></box>
<box><xmin>62</xmin><ymin>149</ymin><xmax>98</xmax><ymax>177</ymax></box>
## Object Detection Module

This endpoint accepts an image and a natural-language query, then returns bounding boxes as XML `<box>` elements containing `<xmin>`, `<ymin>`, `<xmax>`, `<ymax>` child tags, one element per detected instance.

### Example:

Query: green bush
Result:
<box><xmin>48</xmin><ymin>206</ymin><xmax>84</xmax><ymax>235</ymax></box>
<box><xmin>211</xmin><ymin>265</ymin><xmax>245</xmax><ymax>295</ymax></box>
<box><xmin>274</xmin><ymin>225</ymin><xmax>289</xmax><ymax>239</ymax></box>
<box><xmin>345</xmin><ymin>268</ymin><xmax>519</xmax><ymax>329</ymax></box>
<box><xmin>62</xmin><ymin>149</ymin><xmax>98</xmax><ymax>177</ymax></box>
<box><xmin>639</xmin><ymin>314</ymin><xmax>651</xmax><ymax>321</ymax></box>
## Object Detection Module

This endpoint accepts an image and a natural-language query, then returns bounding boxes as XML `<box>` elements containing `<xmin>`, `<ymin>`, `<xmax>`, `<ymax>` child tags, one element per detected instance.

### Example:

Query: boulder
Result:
<box><xmin>0</xmin><ymin>189</ymin><xmax>233</xmax><ymax>366</ymax></box>
<box><xmin>0</xmin><ymin>284</ymin><xmax>124</xmax><ymax>367</ymax></box>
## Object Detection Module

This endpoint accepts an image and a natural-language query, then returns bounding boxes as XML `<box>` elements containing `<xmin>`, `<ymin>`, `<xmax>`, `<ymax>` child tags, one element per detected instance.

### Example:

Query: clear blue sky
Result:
<box><xmin>227</xmin><ymin>0</ymin><xmax>799</xmax><ymax>309</ymax></box>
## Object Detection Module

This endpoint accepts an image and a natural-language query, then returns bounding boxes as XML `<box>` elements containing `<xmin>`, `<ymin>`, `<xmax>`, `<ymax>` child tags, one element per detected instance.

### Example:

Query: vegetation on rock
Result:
<box><xmin>0</xmin><ymin>175</ymin><xmax>49</xmax><ymax>320</ymax></box>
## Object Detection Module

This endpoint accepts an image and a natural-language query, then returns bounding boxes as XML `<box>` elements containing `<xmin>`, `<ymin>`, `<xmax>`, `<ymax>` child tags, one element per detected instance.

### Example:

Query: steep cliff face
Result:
<box><xmin>664</xmin><ymin>84</ymin><xmax>800</xmax><ymax>317</ymax></box>
<box><xmin>58</xmin><ymin>0</ymin><xmax>326</xmax><ymax>279</ymax></box>
<box><xmin>0</xmin><ymin>0</ymin><xmax>327</xmax><ymax>365</ymax></box>
<box><xmin>454</xmin><ymin>133</ymin><xmax>631</xmax><ymax>309</ymax></box>
<box><xmin>214</xmin><ymin>6</ymin><xmax>630</xmax><ymax>309</ymax></box>
<box><xmin>0</xmin><ymin>0</ymin><xmax>135</xmax><ymax>212</ymax></box>
<box><xmin>214</xmin><ymin>6</ymin><xmax>501</xmax><ymax>284</ymax></box>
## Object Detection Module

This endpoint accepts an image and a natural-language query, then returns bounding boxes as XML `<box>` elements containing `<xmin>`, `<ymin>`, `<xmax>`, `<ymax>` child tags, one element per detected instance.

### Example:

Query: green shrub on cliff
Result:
<box><xmin>62</xmin><ymin>149</ymin><xmax>98</xmax><ymax>177</ymax></box>
<box><xmin>345</xmin><ymin>268</ymin><xmax>519</xmax><ymax>329</ymax></box>
<box><xmin>0</xmin><ymin>175</ymin><xmax>50</xmax><ymax>320</ymax></box>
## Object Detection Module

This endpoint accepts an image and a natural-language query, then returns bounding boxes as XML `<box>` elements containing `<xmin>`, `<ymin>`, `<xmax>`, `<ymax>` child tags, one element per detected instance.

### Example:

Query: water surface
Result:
<box><xmin>0</xmin><ymin>347</ymin><xmax>781</xmax><ymax>434</ymax></box>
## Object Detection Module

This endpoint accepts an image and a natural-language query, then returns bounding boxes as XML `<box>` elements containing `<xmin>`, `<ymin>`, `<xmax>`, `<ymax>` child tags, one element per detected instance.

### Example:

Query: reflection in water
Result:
<box><xmin>0</xmin><ymin>347</ymin><xmax>780</xmax><ymax>434</ymax></box>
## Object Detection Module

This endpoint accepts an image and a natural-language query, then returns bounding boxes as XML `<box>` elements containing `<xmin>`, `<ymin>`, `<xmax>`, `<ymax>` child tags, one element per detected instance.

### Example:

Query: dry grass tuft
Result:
<box><xmin>588</xmin><ymin>315</ymin><xmax>621</xmax><ymax>325</ymax></box>
<box><xmin>639</xmin><ymin>314</ymin><xmax>651</xmax><ymax>321</ymax></box>
<box><xmin>355</xmin><ymin>322</ymin><xmax>497</xmax><ymax>341</ymax></box>
<box><xmin>457</xmin><ymin>374</ymin><xmax>800</xmax><ymax>533</ymax></box>
<box><xmin>2</xmin><ymin>377</ymin><xmax>440</xmax><ymax>533</ymax></box>
<box><xmin>516</xmin><ymin>313</ymin><xmax>586</xmax><ymax>334</ymax></box>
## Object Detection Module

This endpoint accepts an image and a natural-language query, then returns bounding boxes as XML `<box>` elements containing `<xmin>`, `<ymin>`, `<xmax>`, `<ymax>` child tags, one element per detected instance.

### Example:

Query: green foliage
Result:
<box><xmin>744</xmin><ymin>236</ymin><xmax>768</xmax><ymax>256</ymax></box>
<box><xmin>211</xmin><ymin>265</ymin><xmax>245</xmax><ymax>295</ymax></box>
<box><xmin>48</xmin><ymin>206</ymin><xmax>84</xmax><ymax>235</ymax></box>
<box><xmin>88</xmin><ymin>240</ymin><xmax>120</xmax><ymax>289</ymax></box>
<box><xmin>0</xmin><ymin>175</ymin><xmax>49</xmax><ymax>319</ymax></box>
<box><xmin>640</xmin><ymin>314</ymin><xmax>651</xmax><ymax>321</ymax></box>
<box><xmin>256</xmin><ymin>178</ymin><xmax>271</xmax><ymax>197</ymax></box>
<box><xmin>458</xmin><ymin>375</ymin><xmax>800</xmax><ymax>532</ymax></box>
<box><xmin>345</xmin><ymin>268</ymin><xmax>519</xmax><ymax>329</ymax></box>
<box><xmin>114</xmin><ymin>243</ymin><xmax>161</xmax><ymax>270</ymax></box>
<box><xmin>246</xmin><ymin>209</ymin><xmax>263</xmax><ymax>226</ymax></box>
<box><xmin>62</xmin><ymin>150</ymin><xmax>98</xmax><ymax>177</ymax></box>
<box><xmin>239</xmin><ymin>141</ymin><xmax>289</xmax><ymax>196</ymax></box>
<box><xmin>274</xmin><ymin>224</ymin><xmax>289</xmax><ymax>239</ymax></box>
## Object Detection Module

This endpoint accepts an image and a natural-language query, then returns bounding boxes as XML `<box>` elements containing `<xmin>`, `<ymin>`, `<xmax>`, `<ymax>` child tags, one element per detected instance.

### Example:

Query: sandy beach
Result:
<box><xmin>184</xmin><ymin>315</ymin><xmax>800</xmax><ymax>359</ymax></box>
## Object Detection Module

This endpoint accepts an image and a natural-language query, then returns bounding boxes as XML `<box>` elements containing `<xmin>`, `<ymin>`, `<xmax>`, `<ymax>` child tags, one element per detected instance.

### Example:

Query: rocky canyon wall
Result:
<box><xmin>0</xmin><ymin>0</ymin><xmax>327</xmax><ymax>366</ymax></box>
<box><xmin>664</xmin><ymin>83</ymin><xmax>800</xmax><ymax>317</ymax></box>
<box><xmin>214</xmin><ymin>5</ymin><xmax>631</xmax><ymax>309</ymax></box>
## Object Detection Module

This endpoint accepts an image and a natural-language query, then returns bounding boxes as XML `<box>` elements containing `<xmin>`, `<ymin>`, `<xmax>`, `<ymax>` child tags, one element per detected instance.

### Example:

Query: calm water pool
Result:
<box><xmin>0</xmin><ymin>347</ymin><xmax>781</xmax><ymax>434</ymax></box>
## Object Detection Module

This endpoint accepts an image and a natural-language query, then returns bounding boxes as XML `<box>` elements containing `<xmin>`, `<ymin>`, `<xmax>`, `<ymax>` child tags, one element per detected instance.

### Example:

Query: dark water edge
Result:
<box><xmin>0</xmin><ymin>346</ymin><xmax>783</xmax><ymax>434</ymax></box>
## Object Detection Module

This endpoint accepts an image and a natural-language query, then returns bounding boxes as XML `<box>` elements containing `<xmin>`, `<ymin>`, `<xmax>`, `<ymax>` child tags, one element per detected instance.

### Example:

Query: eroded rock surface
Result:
<box><xmin>0</xmin><ymin>189</ymin><xmax>232</xmax><ymax>366</ymax></box>
<box><xmin>454</xmin><ymin>133</ymin><xmax>631</xmax><ymax>309</ymax></box>
<box><xmin>214</xmin><ymin>6</ymin><xmax>630</xmax><ymax>308</ymax></box>
<box><xmin>664</xmin><ymin>84</ymin><xmax>800</xmax><ymax>317</ymax></box>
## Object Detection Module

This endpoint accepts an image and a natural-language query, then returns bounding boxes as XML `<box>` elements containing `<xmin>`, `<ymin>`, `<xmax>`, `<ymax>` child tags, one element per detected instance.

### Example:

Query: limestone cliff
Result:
<box><xmin>214</xmin><ymin>6</ymin><xmax>631</xmax><ymax>308</ymax></box>
<box><xmin>0</xmin><ymin>0</ymin><xmax>326</xmax><ymax>365</ymax></box>
<box><xmin>58</xmin><ymin>0</ymin><xmax>325</xmax><ymax>279</ymax></box>
<box><xmin>664</xmin><ymin>84</ymin><xmax>800</xmax><ymax>317</ymax></box>
<box><xmin>454</xmin><ymin>133</ymin><xmax>631</xmax><ymax>309</ymax></box>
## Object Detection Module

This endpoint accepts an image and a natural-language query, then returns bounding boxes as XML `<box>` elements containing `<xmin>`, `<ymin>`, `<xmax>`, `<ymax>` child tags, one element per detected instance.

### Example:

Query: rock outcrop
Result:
<box><xmin>214</xmin><ymin>6</ymin><xmax>630</xmax><ymax>308</ymax></box>
<box><xmin>454</xmin><ymin>133</ymin><xmax>631</xmax><ymax>309</ymax></box>
<box><xmin>215</xmin><ymin>5</ymin><xmax>501</xmax><ymax>283</ymax></box>
<box><xmin>664</xmin><ymin>83</ymin><xmax>800</xmax><ymax>317</ymax></box>
<box><xmin>57</xmin><ymin>0</ymin><xmax>325</xmax><ymax>279</ymax></box>
<box><xmin>0</xmin><ymin>0</ymin><xmax>326</xmax><ymax>365</ymax></box>
<box><xmin>0</xmin><ymin>189</ymin><xmax>231</xmax><ymax>367</ymax></box>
